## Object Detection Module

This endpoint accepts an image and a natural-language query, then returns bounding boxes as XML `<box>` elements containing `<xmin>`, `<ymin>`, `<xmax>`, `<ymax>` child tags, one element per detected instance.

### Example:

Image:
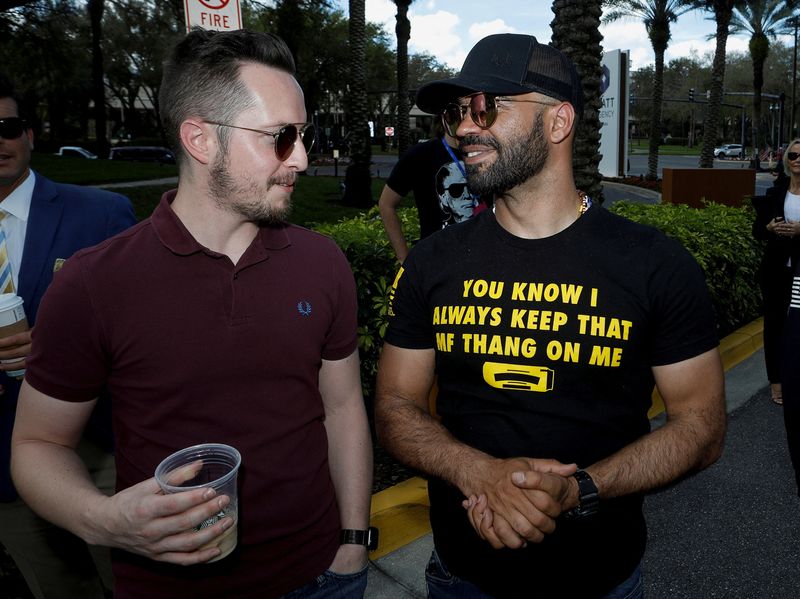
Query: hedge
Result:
<box><xmin>315</xmin><ymin>201</ymin><xmax>764</xmax><ymax>397</ymax></box>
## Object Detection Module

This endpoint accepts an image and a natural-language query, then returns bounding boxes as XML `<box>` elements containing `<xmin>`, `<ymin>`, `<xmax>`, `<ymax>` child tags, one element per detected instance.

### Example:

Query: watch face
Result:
<box><xmin>367</xmin><ymin>526</ymin><xmax>379</xmax><ymax>551</ymax></box>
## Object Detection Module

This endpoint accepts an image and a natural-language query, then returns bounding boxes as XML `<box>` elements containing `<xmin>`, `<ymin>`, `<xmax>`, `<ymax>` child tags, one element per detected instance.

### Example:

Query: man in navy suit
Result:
<box><xmin>0</xmin><ymin>76</ymin><xmax>137</xmax><ymax>598</ymax></box>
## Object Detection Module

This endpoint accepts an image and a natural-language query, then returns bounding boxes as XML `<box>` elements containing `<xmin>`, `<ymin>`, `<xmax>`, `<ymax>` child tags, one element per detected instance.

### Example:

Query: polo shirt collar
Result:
<box><xmin>151</xmin><ymin>189</ymin><xmax>292</xmax><ymax>257</ymax></box>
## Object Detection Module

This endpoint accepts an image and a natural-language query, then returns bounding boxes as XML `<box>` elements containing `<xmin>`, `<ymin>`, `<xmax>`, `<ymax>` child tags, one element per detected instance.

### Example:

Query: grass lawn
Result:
<box><xmin>111</xmin><ymin>176</ymin><xmax>387</xmax><ymax>224</ymax></box>
<box><xmin>30</xmin><ymin>153</ymin><xmax>178</xmax><ymax>184</ymax></box>
<box><xmin>29</xmin><ymin>150</ymin><xmax>388</xmax><ymax>226</ymax></box>
<box><xmin>628</xmin><ymin>139</ymin><xmax>701</xmax><ymax>156</ymax></box>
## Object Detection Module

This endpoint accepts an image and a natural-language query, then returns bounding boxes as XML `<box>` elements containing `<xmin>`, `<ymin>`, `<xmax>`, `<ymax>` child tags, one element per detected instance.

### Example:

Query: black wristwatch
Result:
<box><xmin>340</xmin><ymin>527</ymin><xmax>379</xmax><ymax>551</ymax></box>
<box><xmin>564</xmin><ymin>469</ymin><xmax>599</xmax><ymax>519</ymax></box>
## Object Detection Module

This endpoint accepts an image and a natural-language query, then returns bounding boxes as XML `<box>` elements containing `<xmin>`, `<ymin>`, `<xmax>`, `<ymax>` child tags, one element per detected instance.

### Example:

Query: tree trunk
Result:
<box><xmin>550</xmin><ymin>0</ymin><xmax>604</xmax><ymax>203</ymax></box>
<box><xmin>750</xmin><ymin>33</ymin><xmax>769</xmax><ymax>171</ymax></box>
<box><xmin>342</xmin><ymin>0</ymin><xmax>373</xmax><ymax>208</ymax></box>
<box><xmin>88</xmin><ymin>0</ymin><xmax>108</xmax><ymax>156</ymax></box>
<box><xmin>395</xmin><ymin>0</ymin><xmax>411</xmax><ymax>156</ymax></box>
<box><xmin>648</xmin><ymin>46</ymin><xmax>666</xmax><ymax>181</ymax></box>
<box><xmin>699</xmin><ymin>1</ymin><xmax>735</xmax><ymax>169</ymax></box>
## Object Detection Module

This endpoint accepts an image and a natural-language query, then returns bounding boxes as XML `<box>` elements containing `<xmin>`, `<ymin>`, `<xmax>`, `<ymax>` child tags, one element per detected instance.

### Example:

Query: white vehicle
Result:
<box><xmin>55</xmin><ymin>146</ymin><xmax>98</xmax><ymax>159</ymax></box>
<box><xmin>713</xmin><ymin>144</ymin><xmax>743</xmax><ymax>159</ymax></box>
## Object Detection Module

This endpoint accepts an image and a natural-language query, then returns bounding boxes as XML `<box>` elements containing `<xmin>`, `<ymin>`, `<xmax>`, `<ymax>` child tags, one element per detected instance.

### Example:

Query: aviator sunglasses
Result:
<box><xmin>206</xmin><ymin>121</ymin><xmax>315</xmax><ymax>161</ymax></box>
<box><xmin>0</xmin><ymin>117</ymin><xmax>28</xmax><ymax>140</ymax></box>
<box><xmin>787</xmin><ymin>151</ymin><xmax>800</xmax><ymax>162</ymax></box>
<box><xmin>441</xmin><ymin>93</ymin><xmax>558</xmax><ymax>137</ymax></box>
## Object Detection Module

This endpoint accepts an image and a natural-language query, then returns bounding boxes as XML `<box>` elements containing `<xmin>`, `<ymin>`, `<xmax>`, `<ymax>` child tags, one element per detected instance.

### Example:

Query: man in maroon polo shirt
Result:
<box><xmin>9</xmin><ymin>29</ymin><xmax>373</xmax><ymax>599</ymax></box>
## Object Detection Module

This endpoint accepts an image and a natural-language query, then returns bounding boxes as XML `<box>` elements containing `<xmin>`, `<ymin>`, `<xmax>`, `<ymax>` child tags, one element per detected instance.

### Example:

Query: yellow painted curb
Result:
<box><xmin>370</xmin><ymin>318</ymin><xmax>766</xmax><ymax>558</ymax></box>
<box><xmin>369</xmin><ymin>477</ymin><xmax>429</xmax><ymax>559</ymax></box>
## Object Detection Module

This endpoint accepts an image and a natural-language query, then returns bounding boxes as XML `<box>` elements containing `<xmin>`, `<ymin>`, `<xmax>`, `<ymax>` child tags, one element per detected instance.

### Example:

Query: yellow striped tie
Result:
<box><xmin>0</xmin><ymin>210</ymin><xmax>15</xmax><ymax>294</ymax></box>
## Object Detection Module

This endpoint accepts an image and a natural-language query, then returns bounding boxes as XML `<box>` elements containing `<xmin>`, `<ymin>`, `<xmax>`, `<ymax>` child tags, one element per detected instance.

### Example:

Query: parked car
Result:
<box><xmin>108</xmin><ymin>146</ymin><xmax>175</xmax><ymax>164</ymax></box>
<box><xmin>714</xmin><ymin>143</ymin><xmax>743</xmax><ymax>159</ymax></box>
<box><xmin>55</xmin><ymin>146</ymin><xmax>97</xmax><ymax>159</ymax></box>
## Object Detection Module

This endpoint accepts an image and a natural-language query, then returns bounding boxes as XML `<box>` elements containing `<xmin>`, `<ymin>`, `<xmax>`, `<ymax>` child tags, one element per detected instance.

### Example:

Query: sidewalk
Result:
<box><xmin>364</xmin><ymin>318</ymin><xmax>799</xmax><ymax>598</ymax></box>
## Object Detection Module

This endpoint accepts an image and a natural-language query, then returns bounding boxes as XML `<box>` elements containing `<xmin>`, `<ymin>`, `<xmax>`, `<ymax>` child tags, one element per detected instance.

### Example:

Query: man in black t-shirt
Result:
<box><xmin>378</xmin><ymin>132</ymin><xmax>478</xmax><ymax>263</ymax></box>
<box><xmin>375</xmin><ymin>34</ymin><xmax>726</xmax><ymax>599</ymax></box>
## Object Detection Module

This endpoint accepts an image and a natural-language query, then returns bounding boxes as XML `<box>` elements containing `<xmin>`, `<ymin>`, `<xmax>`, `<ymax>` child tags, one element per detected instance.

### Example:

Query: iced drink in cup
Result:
<box><xmin>0</xmin><ymin>293</ymin><xmax>29</xmax><ymax>378</ymax></box>
<box><xmin>155</xmin><ymin>443</ymin><xmax>241</xmax><ymax>562</ymax></box>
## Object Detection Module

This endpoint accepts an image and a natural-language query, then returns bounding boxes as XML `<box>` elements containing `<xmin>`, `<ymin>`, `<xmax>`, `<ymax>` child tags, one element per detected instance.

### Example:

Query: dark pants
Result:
<box><xmin>782</xmin><ymin>274</ymin><xmax>800</xmax><ymax>494</ymax></box>
<box><xmin>761</xmin><ymin>264</ymin><xmax>794</xmax><ymax>383</ymax></box>
<box><xmin>279</xmin><ymin>565</ymin><xmax>368</xmax><ymax>599</ymax></box>
<box><xmin>425</xmin><ymin>549</ymin><xmax>644</xmax><ymax>599</ymax></box>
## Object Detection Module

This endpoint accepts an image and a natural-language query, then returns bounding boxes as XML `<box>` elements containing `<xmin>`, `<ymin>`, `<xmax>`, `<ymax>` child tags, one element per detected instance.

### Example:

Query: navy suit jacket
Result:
<box><xmin>0</xmin><ymin>172</ymin><xmax>137</xmax><ymax>501</ymax></box>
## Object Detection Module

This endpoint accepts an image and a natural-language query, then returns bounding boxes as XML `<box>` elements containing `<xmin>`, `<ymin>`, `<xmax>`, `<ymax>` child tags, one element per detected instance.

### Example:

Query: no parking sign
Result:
<box><xmin>184</xmin><ymin>0</ymin><xmax>242</xmax><ymax>32</ymax></box>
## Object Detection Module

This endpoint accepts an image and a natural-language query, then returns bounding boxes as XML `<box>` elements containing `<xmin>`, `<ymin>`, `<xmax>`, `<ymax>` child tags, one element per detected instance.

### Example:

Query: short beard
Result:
<box><xmin>208</xmin><ymin>151</ymin><xmax>292</xmax><ymax>225</ymax></box>
<box><xmin>462</xmin><ymin>112</ymin><xmax>549</xmax><ymax>197</ymax></box>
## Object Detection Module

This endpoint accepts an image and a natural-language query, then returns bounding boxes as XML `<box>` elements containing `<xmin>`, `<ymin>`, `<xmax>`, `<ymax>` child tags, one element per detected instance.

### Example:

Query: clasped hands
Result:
<box><xmin>460</xmin><ymin>457</ymin><xmax>578</xmax><ymax>550</ymax></box>
<box><xmin>768</xmin><ymin>217</ymin><xmax>799</xmax><ymax>238</ymax></box>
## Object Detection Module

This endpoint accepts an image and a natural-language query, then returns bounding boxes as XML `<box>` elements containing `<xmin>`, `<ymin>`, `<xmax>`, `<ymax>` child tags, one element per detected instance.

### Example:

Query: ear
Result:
<box><xmin>179</xmin><ymin>119</ymin><xmax>214</xmax><ymax>165</ymax></box>
<box><xmin>548</xmin><ymin>103</ymin><xmax>576</xmax><ymax>145</ymax></box>
<box><xmin>26</xmin><ymin>128</ymin><xmax>34</xmax><ymax>151</ymax></box>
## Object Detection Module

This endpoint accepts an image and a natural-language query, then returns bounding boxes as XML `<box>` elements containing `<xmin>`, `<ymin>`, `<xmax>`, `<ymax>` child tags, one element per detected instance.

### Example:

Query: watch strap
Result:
<box><xmin>565</xmin><ymin>469</ymin><xmax>599</xmax><ymax>519</ymax></box>
<box><xmin>340</xmin><ymin>527</ymin><xmax>379</xmax><ymax>550</ymax></box>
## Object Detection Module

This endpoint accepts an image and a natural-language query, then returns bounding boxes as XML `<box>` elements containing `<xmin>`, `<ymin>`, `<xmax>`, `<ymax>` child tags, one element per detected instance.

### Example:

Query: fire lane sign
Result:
<box><xmin>184</xmin><ymin>0</ymin><xmax>242</xmax><ymax>32</ymax></box>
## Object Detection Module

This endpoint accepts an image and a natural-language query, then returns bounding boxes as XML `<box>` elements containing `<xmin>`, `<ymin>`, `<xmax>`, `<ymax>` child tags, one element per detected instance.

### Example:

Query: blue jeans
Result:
<box><xmin>425</xmin><ymin>549</ymin><xmax>644</xmax><ymax>599</ymax></box>
<box><xmin>279</xmin><ymin>565</ymin><xmax>368</xmax><ymax>599</ymax></box>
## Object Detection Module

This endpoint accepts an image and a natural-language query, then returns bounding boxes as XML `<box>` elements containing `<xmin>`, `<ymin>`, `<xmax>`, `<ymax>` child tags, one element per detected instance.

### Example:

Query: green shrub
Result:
<box><xmin>314</xmin><ymin>207</ymin><xmax>419</xmax><ymax>397</ymax></box>
<box><xmin>609</xmin><ymin>200</ymin><xmax>764</xmax><ymax>337</ymax></box>
<box><xmin>318</xmin><ymin>201</ymin><xmax>763</xmax><ymax>397</ymax></box>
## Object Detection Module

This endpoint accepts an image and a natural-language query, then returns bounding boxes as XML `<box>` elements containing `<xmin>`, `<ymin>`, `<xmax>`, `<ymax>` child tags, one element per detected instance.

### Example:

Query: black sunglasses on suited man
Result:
<box><xmin>0</xmin><ymin>117</ymin><xmax>28</xmax><ymax>139</ymax></box>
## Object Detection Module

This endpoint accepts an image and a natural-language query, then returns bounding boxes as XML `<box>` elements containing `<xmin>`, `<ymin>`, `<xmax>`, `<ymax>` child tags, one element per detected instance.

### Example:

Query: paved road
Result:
<box><xmin>643</xmin><ymin>385</ymin><xmax>799</xmax><ymax>598</ymax></box>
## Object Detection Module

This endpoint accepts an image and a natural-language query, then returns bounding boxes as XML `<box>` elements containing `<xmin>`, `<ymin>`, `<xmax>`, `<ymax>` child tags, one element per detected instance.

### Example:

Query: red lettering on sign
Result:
<box><xmin>199</xmin><ymin>11</ymin><xmax>231</xmax><ymax>28</ymax></box>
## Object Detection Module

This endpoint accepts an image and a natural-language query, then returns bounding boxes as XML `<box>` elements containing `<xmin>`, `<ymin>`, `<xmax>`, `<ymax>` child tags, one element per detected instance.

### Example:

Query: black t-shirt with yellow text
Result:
<box><xmin>384</xmin><ymin>206</ymin><xmax>718</xmax><ymax>598</ymax></box>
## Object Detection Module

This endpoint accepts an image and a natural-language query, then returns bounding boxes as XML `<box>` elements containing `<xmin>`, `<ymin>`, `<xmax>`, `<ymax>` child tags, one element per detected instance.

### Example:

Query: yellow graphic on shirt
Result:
<box><xmin>483</xmin><ymin>362</ymin><xmax>554</xmax><ymax>392</ymax></box>
<box><xmin>387</xmin><ymin>266</ymin><xmax>404</xmax><ymax>317</ymax></box>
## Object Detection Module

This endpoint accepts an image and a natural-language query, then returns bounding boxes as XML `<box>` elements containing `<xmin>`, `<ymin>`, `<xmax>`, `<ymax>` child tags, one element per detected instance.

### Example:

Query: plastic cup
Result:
<box><xmin>154</xmin><ymin>443</ymin><xmax>241</xmax><ymax>562</ymax></box>
<box><xmin>0</xmin><ymin>293</ymin><xmax>29</xmax><ymax>378</ymax></box>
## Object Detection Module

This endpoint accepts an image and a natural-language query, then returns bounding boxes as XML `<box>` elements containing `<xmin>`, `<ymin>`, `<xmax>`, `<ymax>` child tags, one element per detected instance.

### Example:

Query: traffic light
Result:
<box><xmin>689</xmin><ymin>88</ymin><xmax>695</xmax><ymax>102</ymax></box>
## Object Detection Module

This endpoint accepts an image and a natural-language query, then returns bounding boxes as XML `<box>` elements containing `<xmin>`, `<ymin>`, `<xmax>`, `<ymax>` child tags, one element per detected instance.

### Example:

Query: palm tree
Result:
<box><xmin>394</xmin><ymin>0</ymin><xmax>412</xmax><ymax>156</ymax></box>
<box><xmin>686</xmin><ymin>0</ymin><xmax>737</xmax><ymax>168</ymax></box>
<box><xmin>342</xmin><ymin>0</ymin><xmax>373</xmax><ymax>207</ymax></box>
<box><xmin>730</xmin><ymin>0</ymin><xmax>794</xmax><ymax>169</ymax></box>
<box><xmin>603</xmin><ymin>1</ymin><xmax>693</xmax><ymax>180</ymax></box>
<box><xmin>551</xmin><ymin>0</ymin><xmax>605</xmax><ymax>202</ymax></box>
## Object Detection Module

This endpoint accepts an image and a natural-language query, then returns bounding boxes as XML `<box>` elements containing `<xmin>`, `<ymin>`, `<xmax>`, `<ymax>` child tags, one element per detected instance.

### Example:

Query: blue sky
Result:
<box><xmin>333</xmin><ymin>0</ymin><xmax>794</xmax><ymax>72</ymax></box>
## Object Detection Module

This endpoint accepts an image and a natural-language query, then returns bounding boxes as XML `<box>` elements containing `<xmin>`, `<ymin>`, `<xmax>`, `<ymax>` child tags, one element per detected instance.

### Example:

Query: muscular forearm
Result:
<box><xmin>587</xmin><ymin>395</ymin><xmax>725</xmax><ymax>500</ymax></box>
<box><xmin>375</xmin><ymin>389</ymin><xmax>494</xmax><ymax>495</ymax></box>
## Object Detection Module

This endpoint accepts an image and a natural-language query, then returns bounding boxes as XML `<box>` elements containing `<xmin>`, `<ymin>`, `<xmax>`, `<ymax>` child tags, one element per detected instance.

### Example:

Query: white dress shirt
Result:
<box><xmin>0</xmin><ymin>169</ymin><xmax>34</xmax><ymax>289</ymax></box>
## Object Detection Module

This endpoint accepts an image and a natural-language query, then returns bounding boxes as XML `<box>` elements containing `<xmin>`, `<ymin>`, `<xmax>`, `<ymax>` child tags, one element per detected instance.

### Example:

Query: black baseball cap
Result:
<box><xmin>416</xmin><ymin>33</ymin><xmax>583</xmax><ymax>117</ymax></box>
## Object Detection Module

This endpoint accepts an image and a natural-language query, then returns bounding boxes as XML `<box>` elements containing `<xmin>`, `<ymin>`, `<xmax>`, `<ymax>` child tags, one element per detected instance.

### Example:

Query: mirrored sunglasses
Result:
<box><xmin>207</xmin><ymin>121</ymin><xmax>315</xmax><ymax>161</ymax></box>
<box><xmin>0</xmin><ymin>117</ymin><xmax>28</xmax><ymax>140</ymax></box>
<box><xmin>441</xmin><ymin>93</ymin><xmax>558</xmax><ymax>137</ymax></box>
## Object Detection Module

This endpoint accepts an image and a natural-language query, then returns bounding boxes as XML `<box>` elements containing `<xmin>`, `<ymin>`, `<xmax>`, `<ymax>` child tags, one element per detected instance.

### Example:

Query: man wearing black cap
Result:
<box><xmin>376</xmin><ymin>33</ymin><xmax>725</xmax><ymax>598</ymax></box>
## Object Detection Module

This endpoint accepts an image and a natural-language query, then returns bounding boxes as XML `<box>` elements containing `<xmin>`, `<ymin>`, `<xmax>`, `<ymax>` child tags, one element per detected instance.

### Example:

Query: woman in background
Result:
<box><xmin>753</xmin><ymin>139</ymin><xmax>800</xmax><ymax>405</ymax></box>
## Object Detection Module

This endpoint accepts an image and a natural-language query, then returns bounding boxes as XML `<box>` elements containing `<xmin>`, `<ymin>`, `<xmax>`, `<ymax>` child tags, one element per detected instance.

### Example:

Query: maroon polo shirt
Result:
<box><xmin>26</xmin><ymin>193</ymin><xmax>359</xmax><ymax>598</ymax></box>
